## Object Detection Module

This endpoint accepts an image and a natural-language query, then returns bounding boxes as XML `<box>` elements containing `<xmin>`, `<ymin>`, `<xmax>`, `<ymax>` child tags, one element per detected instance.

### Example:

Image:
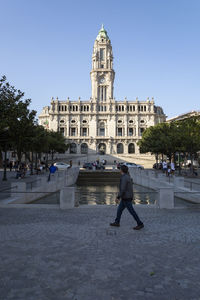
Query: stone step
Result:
<box><xmin>76</xmin><ymin>170</ymin><xmax>120</xmax><ymax>184</ymax></box>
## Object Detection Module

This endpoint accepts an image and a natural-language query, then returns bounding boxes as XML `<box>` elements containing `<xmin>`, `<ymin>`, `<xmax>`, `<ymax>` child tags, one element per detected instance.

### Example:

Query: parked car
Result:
<box><xmin>82</xmin><ymin>162</ymin><xmax>93</xmax><ymax>170</ymax></box>
<box><xmin>54</xmin><ymin>162</ymin><xmax>70</xmax><ymax>170</ymax></box>
<box><xmin>117</xmin><ymin>162</ymin><xmax>144</xmax><ymax>170</ymax></box>
<box><xmin>123</xmin><ymin>162</ymin><xmax>144</xmax><ymax>169</ymax></box>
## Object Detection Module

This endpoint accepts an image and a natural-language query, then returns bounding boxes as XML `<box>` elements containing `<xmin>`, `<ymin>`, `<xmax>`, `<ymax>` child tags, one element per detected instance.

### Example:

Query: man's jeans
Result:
<box><xmin>115</xmin><ymin>200</ymin><xmax>143</xmax><ymax>225</ymax></box>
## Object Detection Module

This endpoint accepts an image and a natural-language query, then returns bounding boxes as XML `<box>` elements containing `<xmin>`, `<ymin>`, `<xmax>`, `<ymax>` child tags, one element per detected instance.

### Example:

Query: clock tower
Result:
<box><xmin>90</xmin><ymin>25</ymin><xmax>115</xmax><ymax>102</ymax></box>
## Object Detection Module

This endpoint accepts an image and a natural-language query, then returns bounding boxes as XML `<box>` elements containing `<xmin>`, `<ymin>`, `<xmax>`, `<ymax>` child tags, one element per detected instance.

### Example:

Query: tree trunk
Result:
<box><xmin>51</xmin><ymin>151</ymin><xmax>54</xmax><ymax>163</ymax></box>
<box><xmin>35</xmin><ymin>153</ymin><xmax>38</xmax><ymax>169</ymax></box>
<box><xmin>30</xmin><ymin>151</ymin><xmax>33</xmax><ymax>175</ymax></box>
<box><xmin>17</xmin><ymin>149</ymin><xmax>22</xmax><ymax>163</ymax></box>
<box><xmin>2</xmin><ymin>148</ymin><xmax>7</xmax><ymax>181</ymax></box>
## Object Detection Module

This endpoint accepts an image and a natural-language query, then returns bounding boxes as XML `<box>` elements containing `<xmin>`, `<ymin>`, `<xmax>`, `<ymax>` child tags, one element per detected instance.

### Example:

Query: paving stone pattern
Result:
<box><xmin>0</xmin><ymin>205</ymin><xmax>200</xmax><ymax>300</ymax></box>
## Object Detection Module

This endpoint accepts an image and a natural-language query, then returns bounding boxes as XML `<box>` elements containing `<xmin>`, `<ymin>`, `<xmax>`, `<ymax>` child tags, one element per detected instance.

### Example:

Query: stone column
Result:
<box><xmin>60</xmin><ymin>187</ymin><xmax>75</xmax><ymax>209</ymax></box>
<box><xmin>158</xmin><ymin>188</ymin><xmax>174</xmax><ymax>209</ymax></box>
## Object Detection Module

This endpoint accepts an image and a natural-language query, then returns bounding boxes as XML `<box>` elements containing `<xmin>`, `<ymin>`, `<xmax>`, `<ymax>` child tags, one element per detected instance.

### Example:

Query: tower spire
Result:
<box><xmin>91</xmin><ymin>26</ymin><xmax>115</xmax><ymax>101</ymax></box>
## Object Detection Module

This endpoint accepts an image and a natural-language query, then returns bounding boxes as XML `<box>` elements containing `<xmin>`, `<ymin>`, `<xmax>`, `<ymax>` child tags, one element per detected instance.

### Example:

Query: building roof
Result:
<box><xmin>166</xmin><ymin>110</ymin><xmax>200</xmax><ymax>122</ymax></box>
<box><xmin>96</xmin><ymin>24</ymin><xmax>109</xmax><ymax>41</ymax></box>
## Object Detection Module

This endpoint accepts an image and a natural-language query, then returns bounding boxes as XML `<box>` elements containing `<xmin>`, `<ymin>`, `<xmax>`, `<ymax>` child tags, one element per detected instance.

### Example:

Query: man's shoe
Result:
<box><xmin>133</xmin><ymin>224</ymin><xmax>144</xmax><ymax>230</ymax></box>
<box><xmin>110</xmin><ymin>222</ymin><xmax>120</xmax><ymax>227</ymax></box>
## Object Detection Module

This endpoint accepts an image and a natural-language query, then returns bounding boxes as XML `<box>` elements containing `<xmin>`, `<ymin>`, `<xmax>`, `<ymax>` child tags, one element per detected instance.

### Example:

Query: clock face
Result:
<box><xmin>100</xmin><ymin>78</ymin><xmax>105</xmax><ymax>83</ymax></box>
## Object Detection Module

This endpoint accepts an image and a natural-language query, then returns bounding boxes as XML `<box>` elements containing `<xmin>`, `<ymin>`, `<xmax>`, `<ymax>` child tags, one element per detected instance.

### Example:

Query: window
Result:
<box><xmin>70</xmin><ymin>143</ymin><xmax>77</xmax><ymax>154</ymax></box>
<box><xmin>100</xmin><ymin>128</ymin><xmax>105</xmax><ymax>136</ymax></box>
<box><xmin>118</xmin><ymin>120</ymin><xmax>122</xmax><ymax>123</ymax></box>
<box><xmin>100</xmin><ymin>64</ymin><xmax>104</xmax><ymax>68</ymax></box>
<box><xmin>60</xmin><ymin>120</ymin><xmax>64</xmax><ymax>124</ymax></box>
<box><xmin>59</xmin><ymin>128</ymin><xmax>64</xmax><ymax>136</ymax></box>
<box><xmin>100</xmin><ymin>48</ymin><xmax>105</xmax><ymax>60</ymax></box>
<box><xmin>129</xmin><ymin>120</ymin><xmax>133</xmax><ymax>124</ymax></box>
<box><xmin>128</xmin><ymin>128</ymin><xmax>133</xmax><ymax>136</ymax></box>
<box><xmin>82</xmin><ymin>128</ymin><xmax>87</xmax><ymax>136</ymax></box>
<box><xmin>71</xmin><ymin>128</ymin><xmax>76</xmax><ymax>136</ymax></box>
<box><xmin>117</xmin><ymin>143</ymin><xmax>124</xmax><ymax>154</ymax></box>
<box><xmin>81</xmin><ymin>143</ymin><xmax>88</xmax><ymax>154</ymax></box>
<box><xmin>140</xmin><ymin>120</ymin><xmax>145</xmax><ymax>124</ymax></box>
<box><xmin>82</xmin><ymin>120</ymin><xmax>87</xmax><ymax>124</ymax></box>
<box><xmin>140</xmin><ymin>128</ymin><xmax>145</xmax><ymax>136</ymax></box>
<box><xmin>117</xmin><ymin>128</ymin><xmax>122</xmax><ymax>136</ymax></box>
<box><xmin>71</xmin><ymin>120</ymin><xmax>76</xmax><ymax>124</ymax></box>
<box><xmin>128</xmin><ymin>143</ymin><xmax>135</xmax><ymax>154</ymax></box>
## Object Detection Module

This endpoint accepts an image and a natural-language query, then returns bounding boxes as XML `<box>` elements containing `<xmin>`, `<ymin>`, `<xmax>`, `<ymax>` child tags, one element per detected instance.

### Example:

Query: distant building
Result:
<box><xmin>166</xmin><ymin>110</ymin><xmax>200</xmax><ymax>123</ymax></box>
<box><xmin>39</xmin><ymin>25</ymin><xmax>166</xmax><ymax>156</ymax></box>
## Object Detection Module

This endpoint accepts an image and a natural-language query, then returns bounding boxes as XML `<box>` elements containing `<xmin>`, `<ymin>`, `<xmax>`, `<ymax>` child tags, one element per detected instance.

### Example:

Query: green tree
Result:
<box><xmin>138</xmin><ymin>122</ymin><xmax>183</xmax><ymax>161</ymax></box>
<box><xmin>178</xmin><ymin>116</ymin><xmax>200</xmax><ymax>170</ymax></box>
<box><xmin>46</xmin><ymin>131</ymin><xmax>69</xmax><ymax>162</ymax></box>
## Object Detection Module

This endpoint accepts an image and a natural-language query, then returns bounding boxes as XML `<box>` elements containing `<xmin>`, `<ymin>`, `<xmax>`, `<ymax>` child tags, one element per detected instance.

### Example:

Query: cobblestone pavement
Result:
<box><xmin>1</xmin><ymin>205</ymin><xmax>200</xmax><ymax>300</ymax></box>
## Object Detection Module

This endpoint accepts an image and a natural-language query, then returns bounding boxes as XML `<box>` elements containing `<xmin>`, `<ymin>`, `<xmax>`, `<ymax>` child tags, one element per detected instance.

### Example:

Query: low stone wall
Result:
<box><xmin>4</xmin><ymin>167</ymin><xmax>79</xmax><ymax>205</ymax></box>
<box><xmin>129</xmin><ymin>168</ymin><xmax>200</xmax><ymax>208</ymax></box>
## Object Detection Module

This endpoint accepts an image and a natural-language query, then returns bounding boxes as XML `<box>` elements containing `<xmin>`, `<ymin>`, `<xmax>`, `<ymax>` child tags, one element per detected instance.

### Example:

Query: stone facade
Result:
<box><xmin>39</xmin><ymin>25</ymin><xmax>166</xmax><ymax>156</ymax></box>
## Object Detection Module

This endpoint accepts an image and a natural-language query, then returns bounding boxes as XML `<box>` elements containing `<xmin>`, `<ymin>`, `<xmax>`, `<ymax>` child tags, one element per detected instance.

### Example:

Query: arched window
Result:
<box><xmin>70</xmin><ymin>143</ymin><xmax>77</xmax><ymax>154</ymax></box>
<box><xmin>81</xmin><ymin>143</ymin><xmax>88</xmax><ymax>154</ymax></box>
<box><xmin>117</xmin><ymin>143</ymin><xmax>124</xmax><ymax>154</ymax></box>
<box><xmin>128</xmin><ymin>143</ymin><xmax>135</xmax><ymax>154</ymax></box>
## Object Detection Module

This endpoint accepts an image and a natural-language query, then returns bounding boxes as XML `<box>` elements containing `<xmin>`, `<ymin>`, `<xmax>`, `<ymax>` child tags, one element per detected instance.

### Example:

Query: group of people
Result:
<box><xmin>162</xmin><ymin>161</ymin><xmax>175</xmax><ymax>176</ymax></box>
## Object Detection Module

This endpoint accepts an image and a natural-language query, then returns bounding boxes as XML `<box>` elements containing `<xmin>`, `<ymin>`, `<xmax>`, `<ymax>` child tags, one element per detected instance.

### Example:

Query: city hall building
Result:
<box><xmin>39</xmin><ymin>25</ymin><xmax>166</xmax><ymax>156</ymax></box>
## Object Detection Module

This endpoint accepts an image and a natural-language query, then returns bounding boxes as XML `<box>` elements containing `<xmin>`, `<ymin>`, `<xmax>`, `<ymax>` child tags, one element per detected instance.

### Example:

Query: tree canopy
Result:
<box><xmin>0</xmin><ymin>76</ymin><xmax>68</xmax><ymax>166</ymax></box>
<box><xmin>138</xmin><ymin>117</ymin><xmax>200</xmax><ymax>163</ymax></box>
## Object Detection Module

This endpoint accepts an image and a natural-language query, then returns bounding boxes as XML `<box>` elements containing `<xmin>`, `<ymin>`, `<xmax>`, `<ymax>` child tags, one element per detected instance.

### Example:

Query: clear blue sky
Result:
<box><xmin>1</xmin><ymin>0</ymin><xmax>200</xmax><ymax>118</ymax></box>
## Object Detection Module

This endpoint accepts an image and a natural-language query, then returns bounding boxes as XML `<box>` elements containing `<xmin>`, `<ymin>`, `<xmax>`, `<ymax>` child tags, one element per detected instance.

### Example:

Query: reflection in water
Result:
<box><xmin>29</xmin><ymin>182</ymin><xmax>199</xmax><ymax>208</ymax></box>
<box><xmin>31</xmin><ymin>183</ymin><xmax>157</xmax><ymax>205</ymax></box>
<box><xmin>75</xmin><ymin>183</ymin><xmax>157</xmax><ymax>205</ymax></box>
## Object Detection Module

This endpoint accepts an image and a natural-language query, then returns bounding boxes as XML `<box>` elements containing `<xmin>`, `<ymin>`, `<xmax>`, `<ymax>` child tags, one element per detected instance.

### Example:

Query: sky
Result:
<box><xmin>0</xmin><ymin>0</ymin><xmax>200</xmax><ymax>119</ymax></box>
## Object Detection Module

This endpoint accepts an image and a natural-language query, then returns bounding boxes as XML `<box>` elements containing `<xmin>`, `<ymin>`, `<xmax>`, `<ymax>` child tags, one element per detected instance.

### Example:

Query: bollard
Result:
<box><xmin>60</xmin><ymin>187</ymin><xmax>75</xmax><ymax>209</ymax></box>
<box><xmin>158</xmin><ymin>187</ymin><xmax>174</xmax><ymax>209</ymax></box>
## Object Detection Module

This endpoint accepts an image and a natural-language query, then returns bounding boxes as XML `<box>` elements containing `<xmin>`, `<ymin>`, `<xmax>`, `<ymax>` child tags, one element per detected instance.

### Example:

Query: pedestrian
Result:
<box><xmin>167</xmin><ymin>165</ymin><xmax>171</xmax><ymax>177</ymax></box>
<box><xmin>162</xmin><ymin>160</ymin><xmax>167</xmax><ymax>175</ymax></box>
<box><xmin>110</xmin><ymin>165</ymin><xmax>144</xmax><ymax>230</ymax></box>
<box><xmin>48</xmin><ymin>163</ymin><xmax>57</xmax><ymax>181</ymax></box>
<box><xmin>170</xmin><ymin>161</ymin><xmax>175</xmax><ymax>175</ymax></box>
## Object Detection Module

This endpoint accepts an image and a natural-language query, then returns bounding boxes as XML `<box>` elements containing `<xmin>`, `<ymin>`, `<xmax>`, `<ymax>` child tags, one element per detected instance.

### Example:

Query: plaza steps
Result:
<box><xmin>76</xmin><ymin>170</ymin><xmax>120</xmax><ymax>185</ymax></box>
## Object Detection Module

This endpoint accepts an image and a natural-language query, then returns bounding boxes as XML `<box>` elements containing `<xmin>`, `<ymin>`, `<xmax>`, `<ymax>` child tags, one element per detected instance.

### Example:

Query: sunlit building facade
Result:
<box><xmin>39</xmin><ymin>25</ymin><xmax>165</xmax><ymax>156</ymax></box>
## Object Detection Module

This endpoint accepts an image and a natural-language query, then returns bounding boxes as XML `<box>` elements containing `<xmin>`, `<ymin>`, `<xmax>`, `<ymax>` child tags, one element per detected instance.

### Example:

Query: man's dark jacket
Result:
<box><xmin>117</xmin><ymin>173</ymin><xmax>133</xmax><ymax>200</ymax></box>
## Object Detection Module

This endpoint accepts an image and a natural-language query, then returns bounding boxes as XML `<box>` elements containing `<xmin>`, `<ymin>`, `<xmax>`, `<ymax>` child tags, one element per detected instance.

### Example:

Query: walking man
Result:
<box><xmin>110</xmin><ymin>165</ymin><xmax>144</xmax><ymax>230</ymax></box>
